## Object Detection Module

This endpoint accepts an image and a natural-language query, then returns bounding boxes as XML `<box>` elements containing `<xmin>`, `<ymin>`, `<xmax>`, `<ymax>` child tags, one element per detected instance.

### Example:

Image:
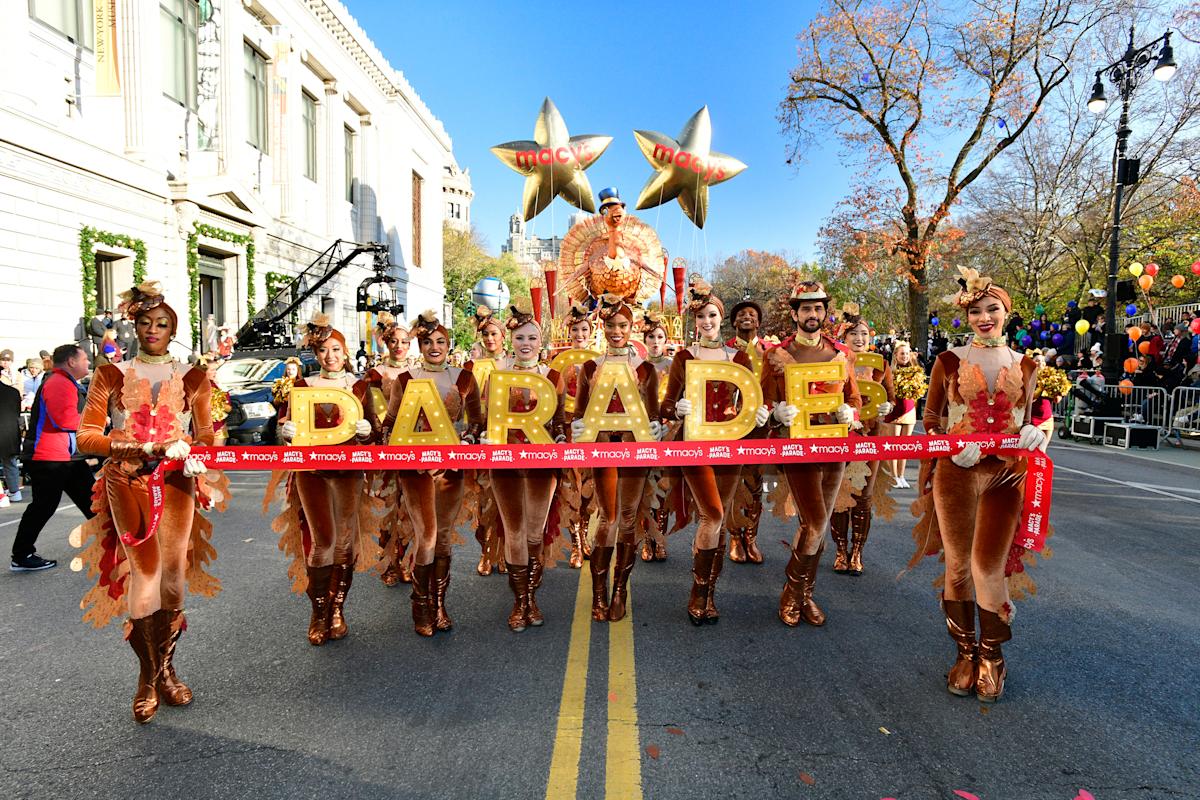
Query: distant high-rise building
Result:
<box><xmin>443</xmin><ymin>157</ymin><xmax>473</xmax><ymax>232</ymax></box>
<box><xmin>501</xmin><ymin>211</ymin><xmax>590</xmax><ymax>274</ymax></box>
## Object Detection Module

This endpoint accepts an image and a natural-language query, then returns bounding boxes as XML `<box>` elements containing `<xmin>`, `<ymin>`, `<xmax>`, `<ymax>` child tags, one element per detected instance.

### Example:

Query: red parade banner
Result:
<box><xmin>156</xmin><ymin>435</ymin><xmax>1053</xmax><ymax>552</ymax></box>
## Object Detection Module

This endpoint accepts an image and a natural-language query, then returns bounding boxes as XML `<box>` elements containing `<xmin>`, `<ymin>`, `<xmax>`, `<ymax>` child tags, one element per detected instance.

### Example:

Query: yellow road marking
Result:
<box><xmin>545</xmin><ymin>569</ymin><xmax>593</xmax><ymax>800</ymax></box>
<box><xmin>606</xmin><ymin>590</ymin><xmax>643</xmax><ymax>800</ymax></box>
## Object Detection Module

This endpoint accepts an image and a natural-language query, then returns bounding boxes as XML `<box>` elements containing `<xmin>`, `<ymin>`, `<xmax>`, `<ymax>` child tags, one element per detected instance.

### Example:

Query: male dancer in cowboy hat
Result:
<box><xmin>761</xmin><ymin>280</ymin><xmax>860</xmax><ymax>627</ymax></box>
<box><xmin>724</xmin><ymin>297</ymin><xmax>769</xmax><ymax>564</ymax></box>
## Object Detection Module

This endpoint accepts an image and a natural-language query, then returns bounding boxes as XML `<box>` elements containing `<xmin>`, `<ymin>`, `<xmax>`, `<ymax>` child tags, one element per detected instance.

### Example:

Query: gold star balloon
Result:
<box><xmin>491</xmin><ymin>98</ymin><xmax>612</xmax><ymax>222</ymax></box>
<box><xmin>633</xmin><ymin>106</ymin><xmax>747</xmax><ymax>229</ymax></box>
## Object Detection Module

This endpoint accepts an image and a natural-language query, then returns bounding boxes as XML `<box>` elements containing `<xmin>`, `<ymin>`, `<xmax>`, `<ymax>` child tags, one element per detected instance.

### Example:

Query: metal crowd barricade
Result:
<box><xmin>1168</xmin><ymin>386</ymin><xmax>1200</xmax><ymax>437</ymax></box>
<box><xmin>1106</xmin><ymin>385</ymin><xmax>1171</xmax><ymax>430</ymax></box>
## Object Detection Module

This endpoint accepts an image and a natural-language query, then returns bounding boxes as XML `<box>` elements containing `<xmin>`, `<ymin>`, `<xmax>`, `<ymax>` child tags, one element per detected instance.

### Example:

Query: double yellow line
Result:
<box><xmin>545</xmin><ymin>571</ymin><xmax>643</xmax><ymax>800</ymax></box>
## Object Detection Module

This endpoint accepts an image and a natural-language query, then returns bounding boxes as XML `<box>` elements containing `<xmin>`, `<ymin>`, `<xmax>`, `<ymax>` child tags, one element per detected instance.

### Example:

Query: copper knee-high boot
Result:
<box><xmin>506</xmin><ymin>563</ymin><xmax>530</xmax><ymax>632</ymax></box>
<box><xmin>608</xmin><ymin>542</ymin><xmax>637</xmax><ymax>622</ymax></box>
<box><xmin>641</xmin><ymin>537</ymin><xmax>655</xmax><ymax>562</ymax></box>
<box><xmin>527</xmin><ymin>542</ymin><xmax>545</xmax><ymax>627</ymax></box>
<box><xmin>943</xmin><ymin>596</ymin><xmax>978</xmax><ymax>697</ymax></box>
<box><xmin>727</xmin><ymin>526</ymin><xmax>747</xmax><ymax>563</ymax></box>
<box><xmin>778</xmin><ymin>546</ymin><xmax>826</xmax><ymax>627</ymax></box>
<box><xmin>706</xmin><ymin>538</ymin><xmax>725</xmax><ymax>623</ymax></box>
<box><xmin>305</xmin><ymin>565</ymin><xmax>334</xmax><ymax>646</ymax></box>
<box><xmin>410</xmin><ymin>562</ymin><xmax>436</xmax><ymax>637</ymax></box>
<box><xmin>589</xmin><ymin>545</ymin><xmax>614</xmax><ymax>621</ymax></box>
<box><xmin>829</xmin><ymin>511</ymin><xmax>851</xmax><ymax>574</ymax></box>
<box><xmin>653</xmin><ymin>507</ymin><xmax>668</xmax><ymax>561</ymax></box>
<box><xmin>382</xmin><ymin>538</ymin><xmax>411</xmax><ymax>586</ymax></box>
<box><xmin>433</xmin><ymin>555</ymin><xmax>453</xmax><ymax>632</ymax></box>
<box><xmin>570</xmin><ymin>520</ymin><xmax>591</xmax><ymax>568</ymax></box>
<box><xmin>848</xmin><ymin>506</ymin><xmax>871</xmax><ymax>576</ymax></box>
<box><xmin>743</xmin><ymin>503</ymin><xmax>764</xmax><ymax>564</ymax></box>
<box><xmin>328</xmin><ymin>563</ymin><xmax>353</xmax><ymax>640</ymax></box>
<box><xmin>128</xmin><ymin>616</ymin><xmax>160</xmax><ymax>723</ymax></box>
<box><xmin>687</xmin><ymin>548</ymin><xmax>717</xmax><ymax>625</ymax></box>
<box><xmin>976</xmin><ymin>608</ymin><xmax>1012</xmax><ymax>703</ymax></box>
<box><xmin>475</xmin><ymin>526</ymin><xmax>493</xmax><ymax>576</ymax></box>
<box><xmin>152</xmin><ymin>609</ymin><xmax>192</xmax><ymax>706</ymax></box>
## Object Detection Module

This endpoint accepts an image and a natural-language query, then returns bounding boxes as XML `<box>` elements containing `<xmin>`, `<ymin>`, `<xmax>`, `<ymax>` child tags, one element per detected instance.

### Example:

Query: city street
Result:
<box><xmin>1</xmin><ymin>440</ymin><xmax>1197</xmax><ymax>800</ymax></box>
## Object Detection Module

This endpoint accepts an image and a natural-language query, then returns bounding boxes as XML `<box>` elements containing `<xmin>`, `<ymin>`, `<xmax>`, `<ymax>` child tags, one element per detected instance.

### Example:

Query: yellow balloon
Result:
<box><xmin>288</xmin><ymin>387</ymin><xmax>363</xmax><ymax>447</ymax></box>
<box><xmin>682</xmin><ymin>359</ymin><xmax>763</xmax><ymax>442</ymax></box>
<box><xmin>783</xmin><ymin>361</ymin><xmax>849</xmax><ymax>439</ymax></box>
<box><xmin>1128</xmin><ymin>262</ymin><xmax>1144</xmax><ymax>277</ymax></box>
<box><xmin>1075</xmin><ymin>319</ymin><xmax>1090</xmax><ymax>335</ymax></box>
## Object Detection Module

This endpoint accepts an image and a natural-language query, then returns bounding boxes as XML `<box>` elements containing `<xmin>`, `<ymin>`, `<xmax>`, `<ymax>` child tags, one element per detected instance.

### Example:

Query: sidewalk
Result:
<box><xmin>1049</xmin><ymin>434</ymin><xmax>1200</xmax><ymax>471</ymax></box>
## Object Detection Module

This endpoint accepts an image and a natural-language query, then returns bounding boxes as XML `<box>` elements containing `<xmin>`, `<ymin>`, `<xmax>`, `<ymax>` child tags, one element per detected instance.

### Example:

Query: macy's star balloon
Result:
<box><xmin>491</xmin><ymin>98</ymin><xmax>612</xmax><ymax>222</ymax></box>
<box><xmin>633</xmin><ymin>106</ymin><xmax>747</xmax><ymax>228</ymax></box>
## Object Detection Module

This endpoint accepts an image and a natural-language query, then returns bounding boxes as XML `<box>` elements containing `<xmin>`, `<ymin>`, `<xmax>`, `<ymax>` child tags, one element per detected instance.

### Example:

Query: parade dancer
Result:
<box><xmin>362</xmin><ymin>312</ymin><xmax>412</xmax><ymax>587</ymax></box>
<box><xmin>273</xmin><ymin>314</ymin><xmax>378</xmax><ymax>647</ymax></box>
<box><xmin>74</xmin><ymin>281</ymin><xmax>227</xmax><ymax>723</ymax></box>
<box><xmin>639</xmin><ymin>310</ymin><xmax>672</xmax><ymax>563</ymax></box>
<box><xmin>882</xmin><ymin>341</ymin><xmax>919</xmax><ymax>488</ymax></box>
<box><xmin>911</xmin><ymin>268</ymin><xmax>1044</xmax><ymax>702</ymax></box>
<box><xmin>830</xmin><ymin>305</ymin><xmax>895</xmax><ymax>576</ymax></box>
<box><xmin>724</xmin><ymin>298</ymin><xmax>769</xmax><ymax>565</ymax></box>
<box><xmin>480</xmin><ymin>307</ymin><xmax>567</xmax><ymax>631</ymax></box>
<box><xmin>572</xmin><ymin>293</ymin><xmax>663</xmax><ymax>622</ymax></box>
<box><xmin>660</xmin><ymin>278</ymin><xmax>768</xmax><ymax>624</ymax></box>
<box><xmin>271</xmin><ymin>357</ymin><xmax>302</xmax><ymax>415</ymax></box>
<box><xmin>761</xmin><ymin>280</ymin><xmax>860</xmax><ymax>627</ymax></box>
<box><xmin>384</xmin><ymin>311</ymin><xmax>483</xmax><ymax>637</ymax></box>
<box><xmin>465</xmin><ymin>306</ymin><xmax>508</xmax><ymax>577</ymax></box>
<box><xmin>561</xmin><ymin>302</ymin><xmax>597</xmax><ymax>568</ymax></box>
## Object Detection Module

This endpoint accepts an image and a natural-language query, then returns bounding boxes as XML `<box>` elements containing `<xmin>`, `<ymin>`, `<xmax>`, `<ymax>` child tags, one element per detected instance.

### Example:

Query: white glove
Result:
<box><xmin>835</xmin><ymin>404</ymin><xmax>855</xmax><ymax>425</ymax></box>
<box><xmin>754</xmin><ymin>404</ymin><xmax>770</xmax><ymax>427</ymax></box>
<box><xmin>479</xmin><ymin>433</ymin><xmax>494</xmax><ymax>446</ymax></box>
<box><xmin>570</xmin><ymin>419</ymin><xmax>585</xmax><ymax>440</ymax></box>
<box><xmin>164</xmin><ymin>440</ymin><xmax>191</xmax><ymax>461</ymax></box>
<box><xmin>649</xmin><ymin>420</ymin><xmax>665</xmax><ymax>441</ymax></box>
<box><xmin>554</xmin><ymin>434</ymin><xmax>567</xmax><ymax>444</ymax></box>
<box><xmin>182</xmin><ymin>456</ymin><xmax>207</xmax><ymax>478</ymax></box>
<box><xmin>773</xmin><ymin>403</ymin><xmax>798</xmax><ymax>426</ymax></box>
<box><xmin>1017</xmin><ymin>424</ymin><xmax>1046</xmax><ymax>452</ymax></box>
<box><xmin>674</xmin><ymin>398</ymin><xmax>692</xmax><ymax>419</ymax></box>
<box><xmin>878</xmin><ymin>401</ymin><xmax>894</xmax><ymax>417</ymax></box>
<box><xmin>280</xmin><ymin>421</ymin><xmax>296</xmax><ymax>442</ymax></box>
<box><xmin>354</xmin><ymin>418</ymin><xmax>372</xmax><ymax>439</ymax></box>
<box><xmin>459</xmin><ymin>432</ymin><xmax>477</xmax><ymax>445</ymax></box>
<box><xmin>951</xmin><ymin>442</ymin><xmax>981</xmax><ymax>469</ymax></box>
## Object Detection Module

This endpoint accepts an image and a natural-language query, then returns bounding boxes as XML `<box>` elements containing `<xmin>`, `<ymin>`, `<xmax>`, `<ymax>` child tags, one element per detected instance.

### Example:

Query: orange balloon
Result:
<box><xmin>1123</xmin><ymin>357</ymin><xmax>1139</xmax><ymax>373</ymax></box>
<box><xmin>1171</xmin><ymin>274</ymin><xmax>1186</xmax><ymax>289</ymax></box>
<box><xmin>1138</xmin><ymin>341</ymin><xmax>1151</xmax><ymax>354</ymax></box>
<box><xmin>1138</xmin><ymin>274</ymin><xmax>1153</xmax><ymax>291</ymax></box>
<box><xmin>1119</xmin><ymin>379</ymin><xmax>1134</xmax><ymax>396</ymax></box>
<box><xmin>1127</xmin><ymin>325</ymin><xmax>1143</xmax><ymax>341</ymax></box>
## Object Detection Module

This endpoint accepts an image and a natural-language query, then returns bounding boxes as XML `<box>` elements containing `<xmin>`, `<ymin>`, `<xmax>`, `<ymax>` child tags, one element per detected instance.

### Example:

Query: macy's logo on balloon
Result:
<box><xmin>651</xmin><ymin>144</ymin><xmax>727</xmax><ymax>181</ymax></box>
<box><xmin>514</xmin><ymin>143</ymin><xmax>595</xmax><ymax>168</ymax></box>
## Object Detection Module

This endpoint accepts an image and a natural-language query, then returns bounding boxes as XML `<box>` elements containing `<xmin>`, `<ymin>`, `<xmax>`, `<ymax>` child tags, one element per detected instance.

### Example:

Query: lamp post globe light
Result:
<box><xmin>1087</xmin><ymin>25</ymin><xmax>1177</xmax><ymax>385</ymax></box>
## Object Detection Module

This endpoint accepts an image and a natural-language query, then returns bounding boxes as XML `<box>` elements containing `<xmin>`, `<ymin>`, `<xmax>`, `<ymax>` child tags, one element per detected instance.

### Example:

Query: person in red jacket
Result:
<box><xmin>11</xmin><ymin>344</ymin><xmax>93</xmax><ymax>572</ymax></box>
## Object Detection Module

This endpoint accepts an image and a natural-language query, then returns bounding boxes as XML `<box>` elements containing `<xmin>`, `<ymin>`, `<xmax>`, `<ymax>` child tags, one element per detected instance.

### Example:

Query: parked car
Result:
<box><xmin>218</xmin><ymin>350</ymin><xmax>317</xmax><ymax>445</ymax></box>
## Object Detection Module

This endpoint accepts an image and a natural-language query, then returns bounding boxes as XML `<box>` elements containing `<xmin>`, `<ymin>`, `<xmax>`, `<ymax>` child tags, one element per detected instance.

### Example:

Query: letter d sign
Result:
<box><xmin>289</xmin><ymin>387</ymin><xmax>363</xmax><ymax>446</ymax></box>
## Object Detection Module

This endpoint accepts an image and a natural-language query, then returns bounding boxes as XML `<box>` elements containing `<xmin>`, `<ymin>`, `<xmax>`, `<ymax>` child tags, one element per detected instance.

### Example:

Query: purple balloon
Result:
<box><xmin>952</xmin><ymin>318</ymin><xmax>961</xmax><ymax>328</ymax></box>
<box><xmin>1031</xmin><ymin>319</ymin><xmax>1042</xmax><ymax>329</ymax></box>
<box><xmin>1040</xmin><ymin>330</ymin><xmax>1049</xmax><ymax>340</ymax></box>
<box><xmin>1052</xmin><ymin>333</ymin><xmax>1064</xmax><ymax>346</ymax></box>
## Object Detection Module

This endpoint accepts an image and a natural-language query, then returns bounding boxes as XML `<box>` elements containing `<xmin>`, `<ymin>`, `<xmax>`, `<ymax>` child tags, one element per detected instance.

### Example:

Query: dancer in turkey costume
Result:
<box><xmin>465</xmin><ymin>306</ymin><xmax>508</xmax><ymax>577</ymax></box>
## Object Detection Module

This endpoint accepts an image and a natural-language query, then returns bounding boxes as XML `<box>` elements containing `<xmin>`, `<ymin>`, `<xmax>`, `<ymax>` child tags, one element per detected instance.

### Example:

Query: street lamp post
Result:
<box><xmin>1087</xmin><ymin>25</ymin><xmax>1176</xmax><ymax>384</ymax></box>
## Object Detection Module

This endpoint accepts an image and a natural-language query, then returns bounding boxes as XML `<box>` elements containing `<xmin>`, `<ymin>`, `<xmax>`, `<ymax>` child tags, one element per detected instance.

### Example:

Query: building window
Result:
<box><xmin>412</xmin><ymin>171</ymin><xmax>423</xmax><ymax>267</ymax></box>
<box><xmin>244</xmin><ymin>42</ymin><xmax>268</xmax><ymax>152</ymax></box>
<box><xmin>29</xmin><ymin>0</ymin><xmax>94</xmax><ymax>47</ymax></box>
<box><xmin>344</xmin><ymin>126</ymin><xmax>356</xmax><ymax>203</ymax></box>
<box><xmin>302</xmin><ymin>92</ymin><xmax>318</xmax><ymax>181</ymax></box>
<box><xmin>160</xmin><ymin>0</ymin><xmax>199</xmax><ymax>110</ymax></box>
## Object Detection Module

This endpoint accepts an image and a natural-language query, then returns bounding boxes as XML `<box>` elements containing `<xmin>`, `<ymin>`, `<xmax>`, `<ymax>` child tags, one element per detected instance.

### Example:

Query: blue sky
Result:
<box><xmin>344</xmin><ymin>0</ymin><xmax>849</xmax><ymax>264</ymax></box>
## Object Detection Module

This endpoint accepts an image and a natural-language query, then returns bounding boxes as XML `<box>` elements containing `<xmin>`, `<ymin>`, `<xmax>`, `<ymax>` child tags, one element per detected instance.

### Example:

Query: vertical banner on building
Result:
<box><xmin>93</xmin><ymin>0</ymin><xmax>120</xmax><ymax>96</ymax></box>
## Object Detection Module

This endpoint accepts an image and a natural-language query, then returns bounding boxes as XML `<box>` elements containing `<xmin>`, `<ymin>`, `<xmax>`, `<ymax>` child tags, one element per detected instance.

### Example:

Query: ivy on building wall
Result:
<box><xmin>186</xmin><ymin>222</ymin><xmax>255</xmax><ymax>349</ymax></box>
<box><xmin>78</xmin><ymin>226</ymin><xmax>148</xmax><ymax>317</ymax></box>
<box><xmin>264</xmin><ymin>270</ymin><xmax>290</xmax><ymax>300</ymax></box>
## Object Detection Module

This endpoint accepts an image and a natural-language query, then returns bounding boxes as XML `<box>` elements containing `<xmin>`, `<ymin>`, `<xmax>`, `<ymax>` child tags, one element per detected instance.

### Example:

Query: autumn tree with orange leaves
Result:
<box><xmin>780</xmin><ymin>0</ymin><xmax>1113</xmax><ymax>348</ymax></box>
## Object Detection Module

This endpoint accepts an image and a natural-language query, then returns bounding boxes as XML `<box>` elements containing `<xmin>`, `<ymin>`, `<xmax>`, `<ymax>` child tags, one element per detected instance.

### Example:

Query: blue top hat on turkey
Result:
<box><xmin>597</xmin><ymin>187</ymin><xmax>625</xmax><ymax>214</ymax></box>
